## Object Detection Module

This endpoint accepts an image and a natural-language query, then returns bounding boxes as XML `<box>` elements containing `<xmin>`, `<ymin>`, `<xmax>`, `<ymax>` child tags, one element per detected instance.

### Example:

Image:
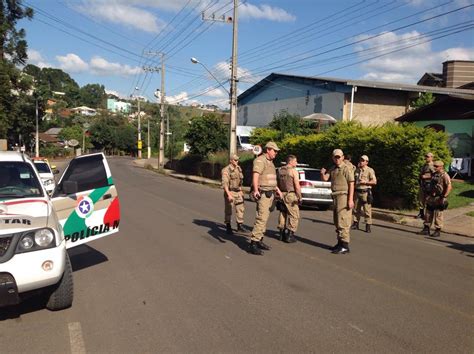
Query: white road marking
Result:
<box><xmin>68</xmin><ymin>322</ymin><xmax>86</xmax><ymax>354</ymax></box>
<box><xmin>348</xmin><ymin>323</ymin><xmax>364</xmax><ymax>333</ymax></box>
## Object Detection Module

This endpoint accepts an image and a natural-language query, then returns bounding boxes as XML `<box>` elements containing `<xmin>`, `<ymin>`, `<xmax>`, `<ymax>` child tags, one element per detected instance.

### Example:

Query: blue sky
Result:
<box><xmin>21</xmin><ymin>0</ymin><xmax>474</xmax><ymax>107</ymax></box>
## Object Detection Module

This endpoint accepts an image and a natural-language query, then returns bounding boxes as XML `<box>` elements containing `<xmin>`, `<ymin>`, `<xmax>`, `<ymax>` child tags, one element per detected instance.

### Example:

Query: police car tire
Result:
<box><xmin>46</xmin><ymin>253</ymin><xmax>74</xmax><ymax>311</ymax></box>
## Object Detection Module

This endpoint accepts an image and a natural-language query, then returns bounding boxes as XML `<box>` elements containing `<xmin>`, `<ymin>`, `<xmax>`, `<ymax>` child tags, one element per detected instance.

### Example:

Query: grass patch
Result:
<box><xmin>448</xmin><ymin>180</ymin><xmax>474</xmax><ymax>209</ymax></box>
<box><xmin>466</xmin><ymin>211</ymin><xmax>474</xmax><ymax>218</ymax></box>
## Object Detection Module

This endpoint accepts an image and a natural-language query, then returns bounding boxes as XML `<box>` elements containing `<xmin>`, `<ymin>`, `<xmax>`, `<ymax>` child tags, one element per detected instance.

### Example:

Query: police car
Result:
<box><xmin>0</xmin><ymin>151</ymin><xmax>120</xmax><ymax>311</ymax></box>
<box><xmin>32</xmin><ymin>158</ymin><xmax>58</xmax><ymax>195</ymax></box>
<box><xmin>296</xmin><ymin>164</ymin><xmax>332</xmax><ymax>210</ymax></box>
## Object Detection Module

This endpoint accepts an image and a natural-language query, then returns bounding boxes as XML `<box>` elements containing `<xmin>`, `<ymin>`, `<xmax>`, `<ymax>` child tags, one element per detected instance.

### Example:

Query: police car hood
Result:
<box><xmin>0</xmin><ymin>198</ymin><xmax>50</xmax><ymax>234</ymax></box>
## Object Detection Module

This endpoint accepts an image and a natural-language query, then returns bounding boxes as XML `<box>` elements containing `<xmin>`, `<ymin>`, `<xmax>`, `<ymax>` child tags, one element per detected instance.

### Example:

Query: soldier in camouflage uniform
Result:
<box><xmin>418</xmin><ymin>160</ymin><xmax>452</xmax><ymax>237</ymax></box>
<box><xmin>352</xmin><ymin>155</ymin><xmax>377</xmax><ymax>233</ymax></box>
<box><xmin>249</xmin><ymin>142</ymin><xmax>283</xmax><ymax>255</ymax></box>
<box><xmin>221</xmin><ymin>154</ymin><xmax>245</xmax><ymax>235</ymax></box>
<box><xmin>277</xmin><ymin>154</ymin><xmax>302</xmax><ymax>243</ymax></box>
<box><xmin>321</xmin><ymin>149</ymin><xmax>355</xmax><ymax>254</ymax></box>
<box><xmin>417</xmin><ymin>152</ymin><xmax>435</xmax><ymax>219</ymax></box>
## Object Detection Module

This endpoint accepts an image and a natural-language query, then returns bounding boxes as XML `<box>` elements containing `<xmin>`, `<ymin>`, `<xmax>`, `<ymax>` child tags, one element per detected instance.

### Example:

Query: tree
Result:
<box><xmin>268</xmin><ymin>110</ymin><xmax>315</xmax><ymax>139</ymax></box>
<box><xmin>0</xmin><ymin>0</ymin><xmax>33</xmax><ymax>64</ymax></box>
<box><xmin>411</xmin><ymin>92</ymin><xmax>435</xmax><ymax>110</ymax></box>
<box><xmin>184</xmin><ymin>114</ymin><xmax>227</xmax><ymax>156</ymax></box>
<box><xmin>79</xmin><ymin>83</ymin><xmax>106</xmax><ymax>108</ymax></box>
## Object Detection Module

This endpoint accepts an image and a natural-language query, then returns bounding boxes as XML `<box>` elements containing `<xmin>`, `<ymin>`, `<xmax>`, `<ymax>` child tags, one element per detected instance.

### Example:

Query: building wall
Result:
<box><xmin>443</xmin><ymin>61</ymin><xmax>474</xmax><ymax>88</ymax></box>
<box><xmin>237</xmin><ymin>77</ymin><xmax>347</xmax><ymax>127</ymax></box>
<box><xmin>413</xmin><ymin>119</ymin><xmax>474</xmax><ymax>157</ymax></box>
<box><xmin>344</xmin><ymin>87</ymin><xmax>409</xmax><ymax>125</ymax></box>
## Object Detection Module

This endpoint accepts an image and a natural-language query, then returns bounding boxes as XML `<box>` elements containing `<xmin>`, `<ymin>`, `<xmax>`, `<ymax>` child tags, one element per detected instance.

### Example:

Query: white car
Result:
<box><xmin>33</xmin><ymin>159</ymin><xmax>57</xmax><ymax>195</ymax></box>
<box><xmin>0</xmin><ymin>152</ymin><xmax>120</xmax><ymax>311</ymax></box>
<box><xmin>296</xmin><ymin>165</ymin><xmax>332</xmax><ymax>210</ymax></box>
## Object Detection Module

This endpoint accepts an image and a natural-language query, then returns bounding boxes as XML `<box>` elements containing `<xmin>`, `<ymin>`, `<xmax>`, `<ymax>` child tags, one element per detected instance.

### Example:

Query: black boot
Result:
<box><xmin>285</xmin><ymin>231</ymin><xmax>297</xmax><ymax>243</ymax></box>
<box><xmin>278</xmin><ymin>228</ymin><xmax>285</xmax><ymax>241</ymax></box>
<box><xmin>351</xmin><ymin>222</ymin><xmax>359</xmax><ymax>230</ymax></box>
<box><xmin>331</xmin><ymin>239</ymin><xmax>342</xmax><ymax>251</ymax></box>
<box><xmin>226</xmin><ymin>223</ymin><xmax>233</xmax><ymax>235</ymax></box>
<box><xmin>237</xmin><ymin>223</ymin><xmax>244</xmax><ymax>232</ymax></box>
<box><xmin>431</xmin><ymin>228</ymin><xmax>441</xmax><ymax>237</ymax></box>
<box><xmin>416</xmin><ymin>208</ymin><xmax>425</xmax><ymax>219</ymax></box>
<box><xmin>332</xmin><ymin>241</ymin><xmax>350</xmax><ymax>254</ymax></box>
<box><xmin>365</xmin><ymin>224</ymin><xmax>371</xmax><ymax>233</ymax></box>
<box><xmin>257</xmin><ymin>238</ymin><xmax>271</xmax><ymax>250</ymax></box>
<box><xmin>248</xmin><ymin>241</ymin><xmax>264</xmax><ymax>255</ymax></box>
<box><xmin>417</xmin><ymin>225</ymin><xmax>430</xmax><ymax>235</ymax></box>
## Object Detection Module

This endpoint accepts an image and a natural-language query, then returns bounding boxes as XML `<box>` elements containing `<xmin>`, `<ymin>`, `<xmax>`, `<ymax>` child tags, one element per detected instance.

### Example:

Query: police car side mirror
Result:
<box><xmin>63</xmin><ymin>180</ymin><xmax>78</xmax><ymax>195</ymax></box>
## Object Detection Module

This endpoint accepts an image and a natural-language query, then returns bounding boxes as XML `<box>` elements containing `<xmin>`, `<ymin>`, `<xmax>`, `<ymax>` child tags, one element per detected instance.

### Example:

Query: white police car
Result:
<box><xmin>0</xmin><ymin>151</ymin><xmax>120</xmax><ymax>311</ymax></box>
<box><xmin>296</xmin><ymin>165</ymin><xmax>332</xmax><ymax>210</ymax></box>
<box><xmin>32</xmin><ymin>159</ymin><xmax>57</xmax><ymax>195</ymax></box>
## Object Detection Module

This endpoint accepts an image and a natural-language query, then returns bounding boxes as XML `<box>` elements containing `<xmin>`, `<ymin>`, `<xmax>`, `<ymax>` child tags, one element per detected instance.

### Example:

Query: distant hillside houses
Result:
<box><xmin>107</xmin><ymin>98</ymin><xmax>132</xmax><ymax>114</ymax></box>
<box><xmin>71</xmin><ymin>106</ymin><xmax>97</xmax><ymax>116</ymax></box>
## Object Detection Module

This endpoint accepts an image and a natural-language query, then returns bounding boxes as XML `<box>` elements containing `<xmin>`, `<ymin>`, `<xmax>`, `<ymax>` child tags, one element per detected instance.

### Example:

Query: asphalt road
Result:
<box><xmin>1</xmin><ymin>157</ymin><xmax>473</xmax><ymax>353</ymax></box>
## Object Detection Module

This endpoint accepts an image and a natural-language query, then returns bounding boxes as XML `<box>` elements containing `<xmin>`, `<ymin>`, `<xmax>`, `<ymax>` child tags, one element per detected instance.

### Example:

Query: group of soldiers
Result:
<box><xmin>416</xmin><ymin>152</ymin><xmax>452</xmax><ymax>237</ymax></box>
<box><xmin>221</xmin><ymin>142</ymin><xmax>450</xmax><ymax>256</ymax></box>
<box><xmin>221</xmin><ymin>142</ymin><xmax>379</xmax><ymax>256</ymax></box>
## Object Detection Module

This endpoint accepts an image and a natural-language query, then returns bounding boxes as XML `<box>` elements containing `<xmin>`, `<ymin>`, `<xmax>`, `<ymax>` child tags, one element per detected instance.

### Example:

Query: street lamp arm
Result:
<box><xmin>190</xmin><ymin>58</ymin><xmax>230</xmax><ymax>95</ymax></box>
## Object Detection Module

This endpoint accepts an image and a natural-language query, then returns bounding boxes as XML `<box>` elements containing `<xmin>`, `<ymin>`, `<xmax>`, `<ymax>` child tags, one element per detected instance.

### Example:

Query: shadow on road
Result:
<box><xmin>68</xmin><ymin>244</ymin><xmax>109</xmax><ymax>272</ymax></box>
<box><xmin>426</xmin><ymin>237</ymin><xmax>474</xmax><ymax>255</ymax></box>
<box><xmin>193</xmin><ymin>219</ymin><xmax>250</xmax><ymax>253</ymax></box>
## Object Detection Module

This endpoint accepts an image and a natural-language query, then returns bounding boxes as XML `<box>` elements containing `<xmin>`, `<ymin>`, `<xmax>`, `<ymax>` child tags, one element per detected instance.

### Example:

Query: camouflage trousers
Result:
<box><xmin>224</xmin><ymin>191</ymin><xmax>244</xmax><ymax>224</ymax></box>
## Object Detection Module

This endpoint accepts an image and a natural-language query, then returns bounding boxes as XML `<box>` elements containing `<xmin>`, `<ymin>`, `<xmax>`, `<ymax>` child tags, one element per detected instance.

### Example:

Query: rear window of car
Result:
<box><xmin>301</xmin><ymin>169</ymin><xmax>322</xmax><ymax>181</ymax></box>
<box><xmin>34</xmin><ymin>161</ymin><xmax>51</xmax><ymax>173</ymax></box>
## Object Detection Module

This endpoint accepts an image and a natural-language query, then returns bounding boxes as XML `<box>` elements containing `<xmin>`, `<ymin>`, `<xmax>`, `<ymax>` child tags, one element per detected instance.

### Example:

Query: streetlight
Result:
<box><xmin>190</xmin><ymin>57</ymin><xmax>230</xmax><ymax>95</ymax></box>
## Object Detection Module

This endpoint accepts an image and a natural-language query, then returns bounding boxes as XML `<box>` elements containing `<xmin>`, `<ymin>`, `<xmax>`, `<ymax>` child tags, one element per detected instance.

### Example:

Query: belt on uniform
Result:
<box><xmin>280</xmin><ymin>190</ymin><xmax>295</xmax><ymax>193</ymax></box>
<box><xmin>229</xmin><ymin>188</ymin><xmax>241</xmax><ymax>192</ymax></box>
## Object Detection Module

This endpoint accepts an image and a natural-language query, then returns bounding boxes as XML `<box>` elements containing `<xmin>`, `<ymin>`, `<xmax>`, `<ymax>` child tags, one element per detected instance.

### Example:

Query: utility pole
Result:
<box><xmin>35</xmin><ymin>96</ymin><xmax>39</xmax><ymax>157</ymax></box>
<box><xmin>134</xmin><ymin>87</ymin><xmax>142</xmax><ymax>159</ymax></box>
<box><xmin>143</xmin><ymin>65</ymin><xmax>160</xmax><ymax>160</ymax></box>
<box><xmin>144</xmin><ymin>51</ymin><xmax>165</xmax><ymax>169</ymax></box>
<box><xmin>202</xmin><ymin>1</ymin><xmax>238</xmax><ymax>161</ymax></box>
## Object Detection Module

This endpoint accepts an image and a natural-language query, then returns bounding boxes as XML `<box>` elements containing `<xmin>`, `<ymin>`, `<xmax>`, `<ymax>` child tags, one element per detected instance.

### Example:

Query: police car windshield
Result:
<box><xmin>0</xmin><ymin>162</ymin><xmax>44</xmax><ymax>200</ymax></box>
<box><xmin>34</xmin><ymin>161</ymin><xmax>51</xmax><ymax>173</ymax></box>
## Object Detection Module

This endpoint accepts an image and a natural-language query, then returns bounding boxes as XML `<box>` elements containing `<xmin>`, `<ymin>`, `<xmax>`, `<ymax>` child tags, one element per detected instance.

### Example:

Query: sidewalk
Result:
<box><xmin>133</xmin><ymin>158</ymin><xmax>474</xmax><ymax>238</ymax></box>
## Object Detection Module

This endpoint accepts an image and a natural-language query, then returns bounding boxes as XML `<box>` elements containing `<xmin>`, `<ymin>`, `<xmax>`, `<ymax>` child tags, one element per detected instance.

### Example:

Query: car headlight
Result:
<box><xmin>44</xmin><ymin>179</ymin><xmax>54</xmax><ymax>186</ymax></box>
<box><xmin>35</xmin><ymin>229</ymin><xmax>54</xmax><ymax>247</ymax></box>
<box><xmin>19</xmin><ymin>233</ymin><xmax>35</xmax><ymax>250</ymax></box>
<box><xmin>16</xmin><ymin>228</ymin><xmax>56</xmax><ymax>254</ymax></box>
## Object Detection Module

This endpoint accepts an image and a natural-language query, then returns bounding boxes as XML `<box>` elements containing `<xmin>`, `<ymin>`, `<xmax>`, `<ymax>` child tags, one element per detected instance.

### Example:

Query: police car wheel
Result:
<box><xmin>46</xmin><ymin>253</ymin><xmax>74</xmax><ymax>311</ymax></box>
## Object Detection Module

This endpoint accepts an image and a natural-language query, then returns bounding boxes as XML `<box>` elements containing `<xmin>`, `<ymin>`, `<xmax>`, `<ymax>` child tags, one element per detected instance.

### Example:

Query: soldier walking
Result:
<box><xmin>277</xmin><ymin>154</ymin><xmax>302</xmax><ymax>243</ymax></box>
<box><xmin>418</xmin><ymin>160</ymin><xmax>452</xmax><ymax>237</ymax></box>
<box><xmin>417</xmin><ymin>152</ymin><xmax>435</xmax><ymax>219</ymax></box>
<box><xmin>321</xmin><ymin>149</ymin><xmax>355</xmax><ymax>254</ymax></box>
<box><xmin>221</xmin><ymin>154</ymin><xmax>245</xmax><ymax>235</ymax></box>
<box><xmin>249</xmin><ymin>142</ymin><xmax>283</xmax><ymax>255</ymax></box>
<box><xmin>352</xmin><ymin>155</ymin><xmax>377</xmax><ymax>233</ymax></box>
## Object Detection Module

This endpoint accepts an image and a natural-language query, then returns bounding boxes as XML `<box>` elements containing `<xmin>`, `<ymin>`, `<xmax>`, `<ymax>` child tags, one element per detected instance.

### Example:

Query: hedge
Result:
<box><xmin>277</xmin><ymin>122</ymin><xmax>451</xmax><ymax>208</ymax></box>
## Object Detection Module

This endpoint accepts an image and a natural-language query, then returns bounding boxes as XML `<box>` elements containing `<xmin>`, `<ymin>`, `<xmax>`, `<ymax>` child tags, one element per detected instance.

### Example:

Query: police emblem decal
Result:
<box><xmin>76</xmin><ymin>196</ymin><xmax>94</xmax><ymax>218</ymax></box>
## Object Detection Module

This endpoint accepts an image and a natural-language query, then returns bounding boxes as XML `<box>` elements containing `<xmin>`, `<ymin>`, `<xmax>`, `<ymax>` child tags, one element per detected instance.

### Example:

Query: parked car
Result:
<box><xmin>32</xmin><ymin>158</ymin><xmax>58</xmax><ymax>195</ymax></box>
<box><xmin>0</xmin><ymin>152</ymin><xmax>120</xmax><ymax>311</ymax></box>
<box><xmin>296</xmin><ymin>165</ymin><xmax>332</xmax><ymax>210</ymax></box>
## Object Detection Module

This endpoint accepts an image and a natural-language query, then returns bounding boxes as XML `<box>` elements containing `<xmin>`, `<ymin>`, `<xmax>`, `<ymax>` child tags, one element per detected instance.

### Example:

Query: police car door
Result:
<box><xmin>51</xmin><ymin>153</ymin><xmax>120</xmax><ymax>249</ymax></box>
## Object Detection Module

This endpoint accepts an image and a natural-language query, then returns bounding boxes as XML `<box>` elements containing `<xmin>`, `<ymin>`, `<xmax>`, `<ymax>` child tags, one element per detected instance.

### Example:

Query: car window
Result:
<box><xmin>240</xmin><ymin>136</ymin><xmax>250</xmax><ymax>144</ymax></box>
<box><xmin>57</xmin><ymin>154</ymin><xmax>109</xmax><ymax>194</ymax></box>
<box><xmin>0</xmin><ymin>162</ymin><xmax>44</xmax><ymax>200</ymax></box>
<box><xmin>34</xmin><ymin>161</ymin><xmax>51</xmax><ymax>174</ymax></box>
<box><xmin>302</xmin><ymin>169</ymin><xmax>322</xmax><ymax>181</ymax></box>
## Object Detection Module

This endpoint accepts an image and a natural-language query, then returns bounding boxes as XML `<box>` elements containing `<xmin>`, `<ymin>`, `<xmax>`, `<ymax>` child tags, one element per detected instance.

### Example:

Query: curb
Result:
<box><xmin>133</xmin><ymin>160</ymin><xmax>473</xmax><ymax>238</ymax></box>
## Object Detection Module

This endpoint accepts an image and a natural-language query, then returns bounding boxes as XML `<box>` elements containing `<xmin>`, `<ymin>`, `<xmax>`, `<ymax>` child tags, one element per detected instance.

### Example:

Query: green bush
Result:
<box><xmin>277</xmin><ymin>122</ymin><xmax>451</xmax><ymax>208</ymax></box>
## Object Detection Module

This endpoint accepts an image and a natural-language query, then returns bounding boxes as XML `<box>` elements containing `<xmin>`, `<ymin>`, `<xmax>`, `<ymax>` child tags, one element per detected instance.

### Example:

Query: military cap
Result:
<box><xmin>231</xmin><ymin>154</ymin><xmax>240</xmax><ymax>161</ymax></box>
<box><xmin>360</xmin><ymin>155</ymin><xmax>369</xmax><ymax>161</ymax></box>
<box><xmin>332</xmin><ymin>149</ymin><xmax>344</xmax><ymax>157</ymax></box>
<box><xmin>433</xmin><ymin>160</ymin><xmax>444</xmax><ymax>167</ymax></box>
<box><xmin>265</xmin><ymin>141</ymin><xmax>280</xmax><ymax>151</ymax></box>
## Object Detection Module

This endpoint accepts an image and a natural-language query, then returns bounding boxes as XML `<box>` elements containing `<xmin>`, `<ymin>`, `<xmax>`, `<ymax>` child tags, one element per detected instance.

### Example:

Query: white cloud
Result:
<box><xmin>354</xmin><ymin>31</ymin><xmax>474</xmax><ymax>83</ymax></box>
<box><xmin>74</xmin><ymin>0</ymin><xmax>166</xmax><ymax>33</ymax></box>
<box><xmin>56</xmin><ymin>53</ymin><xmax>89</xmax><ymax>73</ymax></box>
<box><xmin>89</xmin><ymin>56</ymin><xmax>142</xmax><ymax>76</ymax></box>
<box><xmin>240</xmin><ymin>3</ymin><xmax>295</xmax><ymax>22</ymax></box>
<box><xmin>27</xmin><ymin>49</ymin><xmax>52</xmax><ymax>68</ymax></box>
<box><xmin>166</xmin><ymin>91</ymin><xmax>189</xmax><ymax>104</ymax></box>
